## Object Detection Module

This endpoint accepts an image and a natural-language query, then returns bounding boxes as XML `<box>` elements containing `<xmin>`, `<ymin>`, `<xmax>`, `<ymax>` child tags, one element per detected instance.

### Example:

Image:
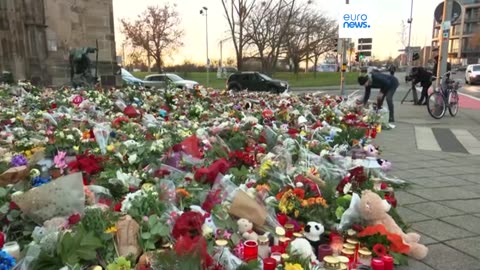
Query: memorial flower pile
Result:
<box><xmin>0</xmin><ymin>83</ymin><xmax>423</xmax><ymax>270</ymax></box>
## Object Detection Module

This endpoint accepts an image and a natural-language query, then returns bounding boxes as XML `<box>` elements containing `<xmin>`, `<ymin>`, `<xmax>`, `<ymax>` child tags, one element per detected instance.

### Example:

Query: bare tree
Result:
<box><xmin>245</xmin><ymin>0</ymin><xmax>297</xmax><ymax>74</ymax></box>
<box><xmin>309</xmin><ymin>17</ymin><xmax>338</xmax><ymax>77</ymax></box>
<box><xmin>221</xmin><ymin>0</ymin><xmax>256</xmax><ymax>71</ymax></box>
<box><xmin>121</xmin><ymin>4</ymin><xmax>184</xmax><ymax>72</ymax></box>
<box><xmin>398</xmin><ymin>20</ymin><xmax>409</xmax><ymax>48</ymax></box>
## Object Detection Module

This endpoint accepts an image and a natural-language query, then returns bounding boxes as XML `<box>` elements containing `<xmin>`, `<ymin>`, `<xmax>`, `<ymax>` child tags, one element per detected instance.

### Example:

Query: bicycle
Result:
<box><xmin>427</xmin><ymin>71</ymin><xmax>461</xmax><ymax>119</ymax></box>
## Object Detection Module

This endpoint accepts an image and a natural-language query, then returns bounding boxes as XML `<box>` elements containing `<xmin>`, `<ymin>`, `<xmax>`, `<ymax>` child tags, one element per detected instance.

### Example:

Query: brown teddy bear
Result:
<box><xmin>359</xmin><ymin>190</ymin><xmax>428</xmax><ymax>260</ymax></box>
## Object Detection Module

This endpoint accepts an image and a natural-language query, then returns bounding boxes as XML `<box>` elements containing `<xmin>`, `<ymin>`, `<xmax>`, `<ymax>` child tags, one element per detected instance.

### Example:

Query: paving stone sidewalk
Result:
<box><xmin>374</xmin><ymin>103</ymin><xmax>480</xmax><ymax>270</ymax></box>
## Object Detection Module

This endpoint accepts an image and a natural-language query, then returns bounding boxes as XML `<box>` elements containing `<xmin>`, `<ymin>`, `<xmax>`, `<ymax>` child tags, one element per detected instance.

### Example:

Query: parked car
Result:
<box><xmin>226</xmin><ymin>72</ymin><xmax>289</xmax><ymax>94</ymax></box>
<box><xmin>465</xmin><ymin>64</ymin><xmax>480</xmax><ymax>85</ymax></box>
<box><xmin>121</xmin><ymin>68</ymin><xmax>144</xmax><ymax>86</ymax></box>
<box><xmin>143</xmin><ymin>73</ymin><xmax>199</xmax><ymax>89</ymax></box>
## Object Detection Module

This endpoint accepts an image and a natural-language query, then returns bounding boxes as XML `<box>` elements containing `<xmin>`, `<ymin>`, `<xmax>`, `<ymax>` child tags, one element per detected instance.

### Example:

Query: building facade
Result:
<box><xmin>432</xmin><ymin>0</ymin><xmax>480</xmax><ymax>65</ymax></box>
<box><xmin>0</xmin><ymin>0</ymin><xmax>117</xmax><ymax>86</ymax></box>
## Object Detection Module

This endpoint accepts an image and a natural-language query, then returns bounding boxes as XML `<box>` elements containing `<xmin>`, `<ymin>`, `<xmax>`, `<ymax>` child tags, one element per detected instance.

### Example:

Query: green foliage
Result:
<box><xmin>106</xmin><ymin>257</ymin><xmax>132</xmax><ymax>270</ymax></box>
<box><xmin>151</xmin><ymin>250</ymin><xmax>203</xmax><ymax>270</ymax></box>
<box><xmin>391</xmin><ymin>251</ymin><xmax>409</xmax><ymax>265</ymax></box>
<box><xmin>126</xmin><ymin>190</ymin><xmax>165</xmax><ymax>221</ymax></box>
<box><xmin>236</xmin><ymin>260</ymin><xmax>262</xmax><ymax>270</ymax></box>
<box><xmin>228</xmin><ymin>165</ymin><xmax>250</xmax><ymax>185</ymax></box>
<box><xmin>140</xmin><ymin>214</ymin><xmax>171</xmax><ymax>251</ymax></box>
<box><xmin>81</xmin><ymin>207</ymin><xmax>118</xmax><ymax>236</ymax></box>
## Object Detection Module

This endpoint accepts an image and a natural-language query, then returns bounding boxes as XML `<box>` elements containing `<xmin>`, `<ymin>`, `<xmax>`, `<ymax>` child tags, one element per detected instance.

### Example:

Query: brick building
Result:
<box><xmin>0</xmin><ymin>0</ymin><xmax>117</xmax><ymax>86</ymax></box>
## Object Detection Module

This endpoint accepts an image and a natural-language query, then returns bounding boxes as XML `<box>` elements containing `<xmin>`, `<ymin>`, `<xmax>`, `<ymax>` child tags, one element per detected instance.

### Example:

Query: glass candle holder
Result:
<box><xmin>274</xmin><ymin>227</ymin><xmax>286</xmax><ymax>246</ymax></box>
<box><xmin>358</xmin><ymin>249</ymin><xmax>372</xmax><ymax>266</ymax></box>
<box><xmin>271</xmin><ymin>252</ymin><xmax>282</xmax><ymax>264</ymax></box>
<box><xmin>371</xmin><ymin>258</ymin><xmax>385</xmax><ymax>270</ymax></box>
<box><xmin>278</xmin><ymin>237</ymin><xmax>291</xmax><ymax>253</ymax></box>
<box><xmin>243</xmin><ymin>240</ymin><xmax>258</xmax><ymax>262</ymax></box>
<box><xmin>318</xmin><ymin>244</ymin><xmax>333</xmax><ymax>262</ymax></box>
<box><xmin>382</xmin><ymin>255</ymin><xmax>394</xmax><ymax>270</ymax></box>
<box><xmin>258</xmin><ymin>236</ymin><xmax>270</xmax><ymax>259</ymax></box>
<box><xmin>2</xmin><ymin>241</ymin><xmax>20</xmax><ymax>260</ymax></box>
<box><xmin>263</xmin><ymin>257</ymin><xmax>277</xmax><ymax>270</ymax></box>
<box><xmin>284</xmin><ymin>223</ymin><xmax>294</xmax><ymax>238</ymax></box>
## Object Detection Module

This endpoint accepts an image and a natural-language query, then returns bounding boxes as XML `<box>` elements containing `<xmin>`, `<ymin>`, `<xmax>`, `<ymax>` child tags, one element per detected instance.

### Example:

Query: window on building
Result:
<box><xmin>450</xmin><ymin>39</ymin><xmax>460</xmax><ymax>53</ymax></box>
<box><xmin>46</xmin><ymin>30</ymin><xmax>57</xmax><ymax>52</ymax></box>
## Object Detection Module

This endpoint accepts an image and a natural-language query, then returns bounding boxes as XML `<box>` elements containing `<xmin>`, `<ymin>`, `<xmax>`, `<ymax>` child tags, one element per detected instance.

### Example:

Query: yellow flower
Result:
<box><xmin>24</xmin><ymin>150</ymin><xmax>32</xmax><ymax>158</ymax></box>
<box><xmin>259</xmin><ymin>160</ymin><xmax>273</xmax><ymax>178</ymax></box>
<box><xmin>73</xmin><ymin>145</ymin><xmax>80</xmax><ymax>152</ymax></box>
<box><xmin>285</xmin><ymin>263</ymin><xmax>304</xmax><ymax>270</ymax></box>
<box><xmin>107</xmin><ymin>144</ymin><xmax>115</xmax><ymax>152</ymax></box>
<box><xmin>142</xmin><ymin>183</ymin><xmax>155</xmax><ymax>192</ymax></box>
<box><xmin>105</xmin><ymin>226</ymin><xmax>118</xmax><ymax>234</ymax></box>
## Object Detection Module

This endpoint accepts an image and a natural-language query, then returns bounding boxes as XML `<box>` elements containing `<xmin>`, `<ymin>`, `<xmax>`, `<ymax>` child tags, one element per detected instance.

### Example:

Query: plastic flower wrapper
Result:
<box><xmin>12</xmin><ymin>245</ymin><xmax>41</xmax><ymax>270</ymax></box>
<box><xmin>336</xmin><ymin>193</ymin><xmax>361</xmax><ymax>231</ymax></box>
<box><xmin>212</xmin><ymin>243</ymin><xmax>243</xmax><ymax>270</ymax></box>
<box><xmin>158</xmin><ymin>179</ymin><xmax>176</xmax><ymax>205</ymax></box>
<box><xmin>12</xmin><ymin>172</ymin><xmax>85</xmax><ymax>224</ymax></box>
<box><xmin>93</xmin><ymin>123</ymin><xmax>111</xmax><ymax>155</ymax></box>
<box><xmin>86</xmin><ymin>184</ymin><xmax>113</xmax><ymax>206</ymax></box>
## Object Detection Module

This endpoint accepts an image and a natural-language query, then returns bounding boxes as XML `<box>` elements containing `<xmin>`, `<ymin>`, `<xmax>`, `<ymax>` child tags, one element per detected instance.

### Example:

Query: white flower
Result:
<box><xmin>58</xmin><ymin>131</ymin><xmax>65</xmax><ymax>138</ymax></box>
<box><xmin>66</xmin><ymin>134</ymin><xmax>74</xmax><ymax>141</ymax></box>
<box><xmin>296</xmin><ymin>182</ymin><xmax>304</xmax><ymax>188</ymax></box>
<box><xmin>128</xmin><ymin>153</ymin><xmax>138</xmax><ymax>164</ymax></box>
<box><xmin>202</xmin><ymin>223</ymin><xmax>214</xmax><ymax>237</ymax></box>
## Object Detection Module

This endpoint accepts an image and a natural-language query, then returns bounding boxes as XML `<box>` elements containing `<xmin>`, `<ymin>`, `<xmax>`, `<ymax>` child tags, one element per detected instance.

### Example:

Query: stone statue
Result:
<box><xmin>69</xmin><ymin>47</ymin><xmax>97</xmax><ymax>87</ymax></box>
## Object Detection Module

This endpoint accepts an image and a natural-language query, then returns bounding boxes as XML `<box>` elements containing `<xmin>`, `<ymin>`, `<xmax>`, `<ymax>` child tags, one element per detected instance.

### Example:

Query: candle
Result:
<box><xmin>263</xmin><ymin>257</ymin><xmax>277</xmax><ymax>270</ymax></box>
<box><xmin>318</xmin><ymin>244</ymin><xmax>333</xmax><ymax>262</ymax></box>
<box><xmin>331</xmin><ymin>236</ymin><xmax>344</xmax><ymax>256</ymax></box>
<box><xmin>279</xmin><ymin>237</ymin><xmax>291</xmax><ymax>253</ymax></box>
<box><xmin>271</xmin><ymin>252</ymin><xmax>282</xmax><ymax>264</ymax></box>
<box><xmin>323</xmin><ymin>256</ymin><xmax>340</xmax><ymax>270</ymax></box>
<box><xmin>371</xmin><ymin>258</ymin><xmax>385</xmax><ymax>270</ymax></box>
<box><xmin>382</xmin><ymin>255</ymin><xmax>394</xmax><ymax>270</ymax></box>
<box><xmin>358</xmin><ymin>249</ymin><xmax>372</xmax><ymax>266</ymax></box>
<box><xmin>274</xmin><ymin>227</ymin><xmax>286</xmax><ymax>246</ymax></box>
<box><xmin>284</xmin><ymin>223</ymin><xmax>294</xmax><ymax>238</ymax></box>
<box><xmin>243</xmin><ymin>240</ymin><xmax>258</xmax><ymax>262</ymax></box>
<box><xmin>258</xmin><ymin>236</ymin><xmax>270</xmax><ymax>259</ymax></box>
<box><xmin>2</xmin><ymin>241</ymin><xmax>20</xmax><ymax>259</ymax></box>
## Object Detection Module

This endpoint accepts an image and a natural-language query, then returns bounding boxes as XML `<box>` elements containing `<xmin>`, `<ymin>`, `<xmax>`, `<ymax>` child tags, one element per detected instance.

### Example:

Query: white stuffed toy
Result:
<box><xmin>190</xmin><ymin>205</ymin><xmax>217</xmax><ymax>237</ymax></box>
<box><xmin>237</xmin><ymin>218</ymin><xmax>258</xmax><ymax>242</ymax></box>
<box><xmin>303</xmin><ymin>221</ymin><xmax>324</xmax><ymax>257</ymax></box>
<box><xmin>290</xmin><ymin>238</ymin><xmax>318</xmax><ymax>263</ymax></box>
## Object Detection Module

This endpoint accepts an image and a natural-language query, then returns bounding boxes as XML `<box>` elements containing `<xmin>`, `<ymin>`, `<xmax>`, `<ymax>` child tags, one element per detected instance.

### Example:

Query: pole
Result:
<box><xmin>340</xmin><ymin>0</ymin><xmax>349</xmax><ymax>97</ymax></box>
<box><xmin>406</xmin><ymin>0</ymin><xmax>414</xmax><ymax>69</ymax></box>
<box><xmin>122</xmin><ymin>42</ymin><xmax>126</xmax><ymax>67</ymax></box>
<box><xmin>205</xmin><ymin>9</ymin><xmax>210</xmax><ymax>87</ymax></box>
<box><xmin>436</xmin><ymin>0</ymin><xmax>453</xmax><ymax>89</ymax></box>
<box><xmin>146</xmin><ymin>31</ymin><xmax>151</xmax><ymax>73</ymax></box>
<box><xmin>220</xmin><ymin>40</ymin><xmax>223</xmax><ymax>68</ymax></box>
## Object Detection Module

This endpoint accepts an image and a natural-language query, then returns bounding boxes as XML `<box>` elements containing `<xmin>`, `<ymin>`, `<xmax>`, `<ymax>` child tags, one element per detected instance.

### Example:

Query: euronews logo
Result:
<box><xmin>342</xmin><ymin>14</ymin><xmax>371</xmax><ymax>29</ymax></box>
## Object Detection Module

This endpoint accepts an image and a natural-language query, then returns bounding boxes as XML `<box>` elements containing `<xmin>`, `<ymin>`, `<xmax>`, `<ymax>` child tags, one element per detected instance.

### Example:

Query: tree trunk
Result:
<box><xmin>314</xmin><ymin>56</ymin><xmax>319</xmax><ymax>78</ymax></box>
<box><xmin>236</xmin><ymin>52</ymin><xmax>243</xmax><ymax>71</ymax></box>
<box><xmin>293</xmin><ymin>60</ymin><xmax>300</xmax><ymax>74</ymax></box>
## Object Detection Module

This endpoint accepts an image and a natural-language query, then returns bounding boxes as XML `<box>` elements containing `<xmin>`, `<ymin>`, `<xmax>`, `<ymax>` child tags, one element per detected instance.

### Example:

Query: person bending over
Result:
<box><xmin>358</xmin><ymin>72</ymin><xmax>399</xmax><ymax>123</ymax></box>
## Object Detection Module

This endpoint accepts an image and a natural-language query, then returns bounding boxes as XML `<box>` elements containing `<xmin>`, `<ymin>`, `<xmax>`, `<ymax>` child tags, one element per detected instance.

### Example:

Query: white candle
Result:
<box><xmin>2</xmin><ymin>241</ymin><xmax>20</xmax><ymax>259</ymax></box>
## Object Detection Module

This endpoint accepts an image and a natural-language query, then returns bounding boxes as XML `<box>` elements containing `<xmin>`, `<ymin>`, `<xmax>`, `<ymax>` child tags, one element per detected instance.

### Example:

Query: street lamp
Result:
<box><xmin>200</xmin><ymin>7</ymin><xmax>210</xmax><ymax>87</ymax></box>
<box><xmin>406</xmin><ymin>0</ymin><xmax>414</xmax><ymax>70</ymax></box>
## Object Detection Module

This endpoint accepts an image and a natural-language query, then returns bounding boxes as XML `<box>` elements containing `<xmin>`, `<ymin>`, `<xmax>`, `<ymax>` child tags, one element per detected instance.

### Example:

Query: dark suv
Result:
<box><xmin>226</xmin><ymin>72</ymin><xmax>289</xmax><ymax>94</ymax></box>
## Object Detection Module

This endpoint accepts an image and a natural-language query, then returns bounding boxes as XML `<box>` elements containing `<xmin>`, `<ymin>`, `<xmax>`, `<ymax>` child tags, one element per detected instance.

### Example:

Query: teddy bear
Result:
<box><xmin>303</xmin><ymin>221</ymin><xmax>325</xmax><ymax>257</ymax></box>
<box><xmin>290</xmin><ymin>238</ymin><xmax>318</xmax><ymax>263</ymax></box>
<box><xmin>237</xmin><ymin>218</ymin><xmax>258</xmax><ymax>242</ymax></box>
<box><xmin>358</xmin><ymin>190</ymin><xmax>428</xmax><ymax>260</ymax></box>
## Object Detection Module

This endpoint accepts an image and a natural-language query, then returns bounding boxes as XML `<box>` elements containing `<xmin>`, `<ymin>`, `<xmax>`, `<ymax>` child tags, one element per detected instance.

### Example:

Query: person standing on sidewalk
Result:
<box><xmin>389</xmin><ymin>64</ymin><xmax>396</xmax><ymax>76</ymax></box>
<box><xmin>358</xmin><ymin>72</ymin><xmax>399</xmax><ymax>123</ymax></box>
<box><xmin>409</xmin><ymin>67</ymin><xmax>434</xmax><ymax>105</ymax></box>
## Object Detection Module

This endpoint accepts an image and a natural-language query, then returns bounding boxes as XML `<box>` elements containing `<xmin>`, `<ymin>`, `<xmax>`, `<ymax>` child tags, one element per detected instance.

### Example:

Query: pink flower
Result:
<box><xmin>54</xmin><ymin>151</ymin><xmax>68</xmax><ymax>173</ymax></box>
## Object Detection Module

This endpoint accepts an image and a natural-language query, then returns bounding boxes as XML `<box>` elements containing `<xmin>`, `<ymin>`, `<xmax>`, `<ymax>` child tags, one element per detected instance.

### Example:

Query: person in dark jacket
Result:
<box><xmin>358</xmin><ymin>72</ymin><xmax>399</xmax><ymax>123</ymax></box>
<box><xmin>432</xmin><ymin>55</ymin><xmax>451</xmax><ymax>77</ymax></box>
<box><xmin>409</xmin><ymin>67</ymin><xmax>433</xmax><ymax>105</ymax></box>
<box><xmin>389</xmin><ymin>64</ymin><xmax>396</xmax><ymax>76</ymax></box>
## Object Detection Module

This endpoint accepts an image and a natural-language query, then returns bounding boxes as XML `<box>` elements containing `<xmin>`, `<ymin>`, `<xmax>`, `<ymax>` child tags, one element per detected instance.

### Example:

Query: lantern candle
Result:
<box><xmin>371</xmin><ymin>258</ymin><xmax>385</xmax><ymax>270</ymax></box>
<box><xmin>243</xmin><ymin>240</ymin><xmax>258</xmax><ymax>262</ymax></box>
<box><xmin>284</xmin><ymin>223</ymin><xmax>294</xmax><ymax>238</ymax></box>
<box><xmin>318</xmin><ymin>244</ymin><xmax>333</xmax><ymax>262</ymax></box>
<box><xmin>358</xmin><ymin>249</ymin><xmax>372</xmax><ymax>266</ymax></box>
<box><xmin>330</xmin><ymin>235</ymin><xmax>344</xmax><ymax>256</ymax></box>
<box><xmin>271</xmin><ymin>252</ymin><xmax>282</xmax><ymax>264</ymax></box>
<box><xmin>258</xmin><ymin>236</ymin><xmax>270</xmax><ymax>259</ymax></box>
<box><xmin>274</xmin><ymin>227</ymin><xmax>286</xmax><ymax>245</ymax></box>
<box><xmin>2</xmin><ymin>241</ymin><xmax>20</xmax><ymax>260</ymax></box>
<box><xmin>382</xmin><ymin>255</ymin><xmax>394</xmax><ymax>270</ymax></box>
<box><xmin>278</xmin><ymin>237</ymin><xmax>291</xmax><ymax>253</ymax></box>
<box><xmin>263</xmin><ymin>257</ymin><xmax>277</xmax><ymax>270</ymax></box>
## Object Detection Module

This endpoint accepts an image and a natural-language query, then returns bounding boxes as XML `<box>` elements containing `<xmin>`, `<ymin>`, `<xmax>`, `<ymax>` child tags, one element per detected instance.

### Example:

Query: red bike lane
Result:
<box><xmin>458</xmin><ymin>93</ymin><xmax>480</xmax><ymax>110</ymax></box>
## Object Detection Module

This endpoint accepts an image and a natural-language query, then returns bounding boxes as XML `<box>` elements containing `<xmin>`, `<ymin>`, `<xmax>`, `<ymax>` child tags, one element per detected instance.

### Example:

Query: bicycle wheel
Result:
<box><xmin>427</xmin><ymin>92</ymin><xmax>446</xmax><ymax>119</ymax></box>
<box><xmin>448</xmin><ymin>90</ymin><xmax>459</xmax><ymax>117</ymax></box>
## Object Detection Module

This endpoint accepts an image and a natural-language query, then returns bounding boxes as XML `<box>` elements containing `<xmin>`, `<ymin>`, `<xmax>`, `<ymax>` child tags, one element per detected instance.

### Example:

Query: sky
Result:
<box><xmin>112</xmin><ymin>0</ymin><xmax>440</xmax><ymax>65</ymax></box>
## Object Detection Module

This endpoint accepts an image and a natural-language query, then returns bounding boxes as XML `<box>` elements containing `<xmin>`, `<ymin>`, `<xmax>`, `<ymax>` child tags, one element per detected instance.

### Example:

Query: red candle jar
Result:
<box><xmin>371</xmin><ymin>258</ymin><xmax>385</xmax><ymax>270</ymax></box>
<box><xmin>318</xmin><ymin>244</ymin><xmax>333</xmax><ymax>262</ymax></box>
<box><xmin>279</xmin><ymin>237</ymin><xmax>290</xmax><ymax>253</ymax></box>
<box><xmin>271</xmin><ymin>245</ymin><xmax>283</xmax><ymax>254</ymax></box>
<box><xmin>382</xmin><ymin>255</ymin><xmax>394</xmax><ymax>270</ymax></box>
<box><xmin>284</xmin><ymin>223</ymin><xmax>294</xmax><ymax>238</ymax></box>
<box><xmin>243</xmin><ymin>240</ymin><xmax>258</xmax><ymax>261</ymax></box>
<box><xmin>263</xmin><ymin>257</ymin><xmax>277</xmax><ymax>270</ymax></box>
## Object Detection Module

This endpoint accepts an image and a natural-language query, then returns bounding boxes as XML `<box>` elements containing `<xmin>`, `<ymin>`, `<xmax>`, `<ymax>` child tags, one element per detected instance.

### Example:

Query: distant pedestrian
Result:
<box><xmin>409</xmin><ymin>67</ymin><xmax>433</xmax><ymax>105</ymax></box>
<box><xmin>432</xmin><ymin>55</ymin><xmax>451</xmax><ymax>77</ymax></box>
<box><xmin>389</xmin><ymin>64</ymin><xmax>396</xmax><ymax>76</ymax></box>
<box><xmin>358</xmin><ymin>72</ymin><xmax>399</xmax><ymax>123</ymax></box>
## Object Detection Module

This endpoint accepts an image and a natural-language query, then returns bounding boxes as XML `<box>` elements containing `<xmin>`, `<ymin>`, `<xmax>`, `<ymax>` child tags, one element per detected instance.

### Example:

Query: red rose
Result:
<box><xmin>68</xmin><ymin>213</ymin><xmax>81</xmax><ymax>225</ymax></box>
<box><xmin>384</xmin><ymin>194</ymin><xmax>397</xmax><ymax>208</ymax></box>
<box><xmin>174</xmin><ymin>235</ymin><xmax>213</xmax><ymax>268</ymax></box>
<box><xmin>113</xmin><ymin>199</ymin><xmax>124</xmax><ymax>212</ymax></box>
<box><xmin>0</xmin><ymin>231</ymin><xmax>4</xmax><ymax>249</ymax></box>
<box><xmin>9</xmin><ymin>201</ymin><xmax>19</xmax><ymax>210</ymax></box>
<box><xmin>194</xmin><ymin>158</ymin><xmax>230</xmax><ymax>185</ymax></box>
<box><xmin>172</xmin><ymin>211</ymin><xmax>205</xmax><ymax>240</ymax></box>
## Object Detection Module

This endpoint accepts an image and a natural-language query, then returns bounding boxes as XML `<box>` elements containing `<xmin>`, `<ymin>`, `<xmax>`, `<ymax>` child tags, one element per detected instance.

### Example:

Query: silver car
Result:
<box><xmin>143</xmin><ymin>73</ymin><xmax>199</xmax><ymax>89</ymax></box>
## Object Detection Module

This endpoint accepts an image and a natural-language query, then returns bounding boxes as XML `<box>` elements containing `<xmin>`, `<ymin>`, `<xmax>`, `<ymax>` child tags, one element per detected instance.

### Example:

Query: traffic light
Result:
<box><xmin>412</xmin><ymin>53</ymin><xmax>420</xmax><ymax>61</ymax></box>
<box><xmin>334</xmin><ymin>39</ymin><xmax>338</xmax><ymax>52</ymax></box>
<box><xmin>355</xmin><ymin>52</ymin><xmax>359</xmax><ymax>62</ymax></box>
